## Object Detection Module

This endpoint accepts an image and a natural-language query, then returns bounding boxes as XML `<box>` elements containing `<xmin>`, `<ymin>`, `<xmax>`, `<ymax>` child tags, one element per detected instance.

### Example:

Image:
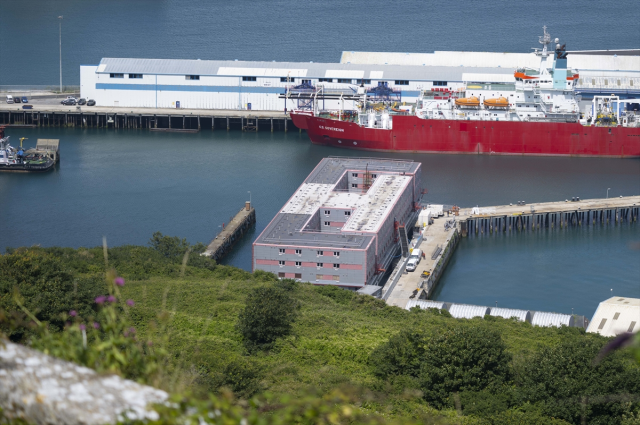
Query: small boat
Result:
<box><xmin>0</xmin><ymin>126</ymin><xmax>58</xmax><ymax>173</ymax></box>
<box><xmin>483</xmin><ymin>97</ymin><xmax>509</xmax><ymax>108</ymax></box>
<box><xmin>454</xmin><ymin>96</ymin><xmax>480</xmax><ymax>107</ymax></box>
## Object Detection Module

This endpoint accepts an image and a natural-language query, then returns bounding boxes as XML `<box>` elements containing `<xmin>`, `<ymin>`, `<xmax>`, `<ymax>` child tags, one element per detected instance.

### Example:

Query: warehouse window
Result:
<box><xmin>324</xmin><ymin>210</ymin><xmax>331</xmax><ymax>215</ymax></box>
<box><xmin>278</xmin><ymin>260</ymin><xmax>285</xmax><ymax>266</ymax></box>
<box><xmin>351</xmin><ymin>183</ymin><xmax>358</xmax><ymax>188</ymax></box>
<box><xmin>295</xmin><ymin>249</ymin><xmax>302</xmax><ymax>255</ymax></box>
<box><xmin>352</xmin><ymin>173</ymin><xmax>358</xmax><ymax>177</ymax></box>
<box><xmin>360</xmin><ymin>79</ymin><xmax>371</xmax><ymax>84</ymax></box>
<box><xmin>295</xmin><ymin>261</ymin><xmax>301</xmax><ymax>267</ymax></box>
<box><xmin>279</xmin><ymin>248</ymin><xmax>285</xmax><ymax>254</ymax></box>
<box><xmin>317</xmin><ymin>250</ymin><xmax>324</xmax><ymax>256</ymax></box>
<box><xmin>128</xmin><ymin>74</ymin><xmax>143</xmax><ymax>79</ymax></box>
<box><xmin>598</xmin><ymin>318</ymin><xmax>607</xmax><ymax>330</ymax></box>
<box><xmin>186</xmin><ymin>75</ymin><xmax>200</xmax><ymax>80</ymax></box>
<box><xmin>280</xmin><ymin>77</ymin><xmax>295</xmax><ymax>82</ymax></box>
<box><xmin>301</xmin><ymin>79</ymin><xmax>311</xmax><ymax>84</ymax></box>
<box><xmin>629</xmin><ymin>322</ymin><xmax>637</xmax><ymax>332</ymax></box>
<box><xmin>344</xmin><ymin>211</ymin><xmax>350</xmax><ymax>216</ymax></box>
<box><xmin>324</xmin><ymin>221</ymin><xmax>330</xmax><ymax>226</ymax></box>
<box><xmin>242</xmin><ymin>76</ymin><xmax>257</xmax><ymax>81</ymax></box>
<box><xmin>613</xmin><ymin>312</ymin><xmax>620</xmax><ymax>320</ymax></box>
<box><xmin>319</xmin><ymin>78</ymin><xmax>333</xmax><ymax>82</ymax></box>
<box><xmin>333</xmin><ymin>264</ymin><xmax>340</xmax><ymax>269</ymax></box>
<box><xmin>394</xmin><ymin>80</ymin><xmax>409</xmax><ymax>85</ymax></box>
<box><xmin>278</xmin><ymin>272</ymin><xmax>285</xmax><ymax>278</ymax></box>
<box><xmin>317</xmin><ymin>263</ymin><xmax>323</xmax><ymax>268</ymax></box>
<box><xmin>109</xmin><ymin>73</ymin><xmax>124</xmax><ymax>78</ymax></box>
<box><xmin>294</xmin><ymin>273</ymin><xmax>302</xmax><ymax>279</ymax></box>
<box><xmin>433</xmin><ymin>81</ymin><xmax>448</xmax><ymax>86</ymax></box>
<box><xmin>334</xmin><ymin>251</ymin><xmax>340</xmax><ymax>257</ymax></box>
<box><xmin>338</xmin><ymin>79</ymin><xmax>352</xmax><ymax>84</ymax></box>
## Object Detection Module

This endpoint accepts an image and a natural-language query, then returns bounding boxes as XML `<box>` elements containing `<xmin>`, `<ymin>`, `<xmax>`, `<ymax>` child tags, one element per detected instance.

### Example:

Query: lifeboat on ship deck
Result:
<box><xmin>483</xmin><ymin>97</ymin><xmax>509</xmax><ymax>108</ymax></box>
<box><xmin>455</xmin><ymin>96</ymin><xmax>480</xmax><ymax>107</ymax></box>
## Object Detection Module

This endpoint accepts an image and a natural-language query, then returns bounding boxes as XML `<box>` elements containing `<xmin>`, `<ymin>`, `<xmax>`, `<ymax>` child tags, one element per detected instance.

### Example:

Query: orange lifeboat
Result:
<box><xmin>455</xmin><ymin>96</ymin><xmax>480</xmax><ymax>107</ymax></box>
<box><xmin>483</xmin><ymin>97</ymin><xmax>509</xmax><ymax>108</ymax></box>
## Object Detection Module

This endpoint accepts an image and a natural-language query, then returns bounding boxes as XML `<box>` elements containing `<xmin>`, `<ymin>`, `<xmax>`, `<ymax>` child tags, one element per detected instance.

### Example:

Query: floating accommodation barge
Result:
<box><xmin>252</xmin><ymin>157</ymin><xmax>421</xmax><ymax>289</ymax></box>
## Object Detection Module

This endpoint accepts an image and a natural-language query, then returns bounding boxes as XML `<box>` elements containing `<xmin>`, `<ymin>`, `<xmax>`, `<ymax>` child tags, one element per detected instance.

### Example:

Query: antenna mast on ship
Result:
<box><xmin>538</xmin><ymin>25</ymin><xmax>551</xmax><ymax>56</ymax></box>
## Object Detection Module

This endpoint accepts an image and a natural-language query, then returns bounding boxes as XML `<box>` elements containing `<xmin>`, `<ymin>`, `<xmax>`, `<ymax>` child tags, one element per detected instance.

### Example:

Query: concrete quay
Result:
<box><xmin>384</xmin><ymin>217</ymin><xmax>459</xmax><ymax>309</ymax></box>
<box><xmin>0</xmin><ymin>103</ymin><xmax>297</xmax><ymax>132</ymax></box>
<box><xmin>382</xmin><ymin>195</ymin><xmax>639</xmax><ymax>309</ymax></box>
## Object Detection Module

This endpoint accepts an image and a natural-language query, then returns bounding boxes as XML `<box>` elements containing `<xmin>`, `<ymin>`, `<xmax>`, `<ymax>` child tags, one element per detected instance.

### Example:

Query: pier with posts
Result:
<box><xmin>383</xmin><ymin>196</ymin><xmax>639</xmax><ymax>308</ymax></box>
<box><xmin>203</xmin><ymin>202</ymin><xmax>256</xmax><ymax>262</ymax></box>
<box><xmin>0</xmin><ymin>105</ymin><xmax>297</xmax><ymax>133</ymax></box>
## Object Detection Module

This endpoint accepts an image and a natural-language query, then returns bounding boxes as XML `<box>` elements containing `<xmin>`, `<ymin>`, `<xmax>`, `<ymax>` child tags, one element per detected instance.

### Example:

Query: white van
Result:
<box><xmin>6</xmin><ymin>95</ymin><xmax>14</xmax><ymax>104</ymax></box>
<box><xmin>405</xmin><ymin>249</ymin><xmax>422</xmax><ymax>272</ymax></box>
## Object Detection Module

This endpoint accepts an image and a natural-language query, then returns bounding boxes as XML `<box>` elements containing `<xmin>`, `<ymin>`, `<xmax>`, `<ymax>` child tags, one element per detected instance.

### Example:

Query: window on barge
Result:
<box><xmin>128</xmin><ymin>74</ymin><xmax>142</xmax><ymax>79</ymax></box>
<box><xmin>186</xmin><ymin>75</ymin><xmax>200</xmax><ymax>80</ymax></box>
<box><xmin>242</xmin><ymin>76</ymin><xmax>257</xmax><ymax>81</ymax></box>
<box><xmin>110</xmin><ymin>73</ymin><xmax>124</xmax><ymax>78</ymax></box>
<box><xmin>280</xmin><ymin>77</ymin><xmax>295</xmax><ymax>83</ymax></box>
<box><xmin>395</xmin><ymin>80</ymin><xmax>409</xmax><ymax>85</ymax></box>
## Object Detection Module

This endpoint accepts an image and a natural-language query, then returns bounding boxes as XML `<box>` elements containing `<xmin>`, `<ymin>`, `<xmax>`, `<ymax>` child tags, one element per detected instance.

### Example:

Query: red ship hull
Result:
<box><xmin>298</xmin><ymin>113</ymin><xmax>640</xmax><ymax>157</ymax></box>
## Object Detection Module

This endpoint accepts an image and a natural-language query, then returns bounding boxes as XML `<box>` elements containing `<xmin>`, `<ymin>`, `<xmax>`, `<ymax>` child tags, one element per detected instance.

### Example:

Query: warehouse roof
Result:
<box><xmin>586</xmin><ymin>296</ymin><xmax>640</xmax><ymax>337</ymax></box>
<box><xmin>95</xmin><ymin>57</ymin><xmax>514</xmax><ymax>82</ymax></box>
<box><xmin>490</xmin><ymin>308</ymin><xmax>532</xmax><ymax>323</ymax></box>
<box><xmin>339</xmin><ymin>50</ymin><xmax>640</xmax><ymax>72</ymax></box>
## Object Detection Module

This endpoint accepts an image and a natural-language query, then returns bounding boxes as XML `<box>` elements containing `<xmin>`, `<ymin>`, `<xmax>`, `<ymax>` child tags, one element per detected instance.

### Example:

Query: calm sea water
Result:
<box><xmin>1</xmin><ymin>0</ymin><xmax>640</xmax><ymax>84</ymax></box>
<box><xmin>1</xmin><ymin>127</ymin><xmax>638</xmax><ymax>317</ymax></box>
<box><xmin>1</xmin><ymin>1</ymin><xmax>639</xmax><ymax>316</ymax></box>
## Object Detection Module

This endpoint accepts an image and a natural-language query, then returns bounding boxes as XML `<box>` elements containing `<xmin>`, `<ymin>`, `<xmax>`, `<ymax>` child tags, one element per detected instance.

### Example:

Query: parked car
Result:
<box><xmin>406</xmin><ymin>258</ymin><xmax>418</xmax><ymax>272</ymax></box>
<box><xmin>77</xmin><ymin>98</ymin><xmax>87</xmax><ymax>105</ymax></box>
<box><xmin>61</xmin><ymin>98</ymin><xmax>77</xmax><ymax>106</ymax></box>
<box><xmin>5</xmin><ymin>95</ymin><xmax>14</xmax><ymax>104</ymax></box>
<box><xmin>86</xmin><ymin>99</ymin><xmax>96</xmax><ymax>106</ymax></box>
<box><xmin>66</xmin><ymin>96</ymin><xmax>76</xmax><ymax>100</ymax></box>
<box><xmin>21</xmin><ymin>96</ymin><xmax>28</xmax><ymax>103</ymax></box>
<box><xmin>13</xmin><ymin>96</ymin><xmax>21</xmax><ymax>103</ymax></box>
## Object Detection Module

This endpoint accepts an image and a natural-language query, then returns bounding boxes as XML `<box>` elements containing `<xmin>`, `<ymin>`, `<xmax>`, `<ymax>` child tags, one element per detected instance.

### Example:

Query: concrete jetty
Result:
<box><xmin>383</xmin><ymin>195</ymin><xmax>639</xmax><ymax>309</ymax></box>
<box><xmin>203</xmin><ymin>202</ymin><xmax>256</xmax><ymax>262</ymax></box>
<box><xmin>0</xmin><ymin>104</ymin><xmax>297</xmax><ymax>132</ymax></box>
<box><xmin>459</xmin><ymin>195</ymin><xmax>640</xmax><ymax>236</ymax></box>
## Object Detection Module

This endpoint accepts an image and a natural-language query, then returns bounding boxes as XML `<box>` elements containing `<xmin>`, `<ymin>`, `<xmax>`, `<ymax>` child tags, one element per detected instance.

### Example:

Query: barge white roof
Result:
<box><xmin>254</xmin><ymin>157</ymin><xmax>420</xmax><ymax>249</ymax></box>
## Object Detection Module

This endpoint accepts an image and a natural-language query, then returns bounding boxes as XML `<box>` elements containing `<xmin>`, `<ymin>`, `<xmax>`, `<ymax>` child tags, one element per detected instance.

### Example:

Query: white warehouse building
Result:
<box><xmin>80</xmin><ymin>58</ymin><xmax>513</xmax><ymax>111</ymax></box>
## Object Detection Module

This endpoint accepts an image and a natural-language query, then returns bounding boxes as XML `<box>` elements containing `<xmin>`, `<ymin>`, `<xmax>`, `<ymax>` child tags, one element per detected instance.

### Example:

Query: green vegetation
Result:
<box><xmin>1</xmin><ymin>235</ymin><xmax>639</xmax><ymax>424</ymax></box>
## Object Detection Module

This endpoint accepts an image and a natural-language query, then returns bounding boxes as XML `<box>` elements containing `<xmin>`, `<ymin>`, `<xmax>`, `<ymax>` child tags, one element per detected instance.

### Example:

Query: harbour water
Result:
<box><xmin>1</xmin><ymin>0</ymin><xmax>640</xmax><ymax>317</ymax></box>
<box><xmin>1</xmin><ymin>0</ymin><xmax>639</xmax><ymax>85</ymax></box>
<box><xmin>1</xmin><ymin>127</ymin><xmax>639</xmax><ymax>317</ymax></box>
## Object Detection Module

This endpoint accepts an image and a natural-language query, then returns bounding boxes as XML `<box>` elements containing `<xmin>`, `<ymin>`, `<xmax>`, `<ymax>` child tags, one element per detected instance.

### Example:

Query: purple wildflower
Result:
<box><xmin>69</xmin><ymin>310</ymin><xmax>77</xmax><ymax>317</ymax></box>
<box><xmin>126</xmin><ymin>299</ymin><xmax>135</xmax><ymax>307</ymax></box>
<box><xmin>147</xmin><ymin>341</ymin><xmax>153</xmax><ymax>347</ymax></box>
<box><xmin>107</xmin><ymin>295</ymin><xmax>116</xmax><ymax>303</ymax></box>
<box><xmin>114</xmin><ymin>277</ymin><xmax>125</xmax><ymax>287</ymax></box>
<box><xmin>93</xmin><ymin>322</ymin><xmax>100</xmax><ymax>329</ymax></box>
<box><xmin>79</xmin><ymin>324</ymin><xmax>86</xmax><ymax>331</ymax></box>
<box><xmin>128</xmin><ymin>327</ymin><xmax>136</xmax><ymax>334</ymax></box>
<box><xmin>95</xmin><ymin>296</ymin><xmax>106</xmax><ymax>305</ymax></box>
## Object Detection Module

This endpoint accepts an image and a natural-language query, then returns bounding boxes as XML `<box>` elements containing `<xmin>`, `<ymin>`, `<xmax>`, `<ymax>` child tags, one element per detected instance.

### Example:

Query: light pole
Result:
<box><xmin>58</xmin><ymin>16</ymin><xmax>63</xmax><ymax>93</ymax></box>
<box><xmin>248</xmin><ymin>191</ymin><xmax>251</xmax><ymax>205</ymax></box>
<box><xmin>607</xmin><ymin>188</ymin><xmax>610</xmax><ymax>199</ymax></box>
